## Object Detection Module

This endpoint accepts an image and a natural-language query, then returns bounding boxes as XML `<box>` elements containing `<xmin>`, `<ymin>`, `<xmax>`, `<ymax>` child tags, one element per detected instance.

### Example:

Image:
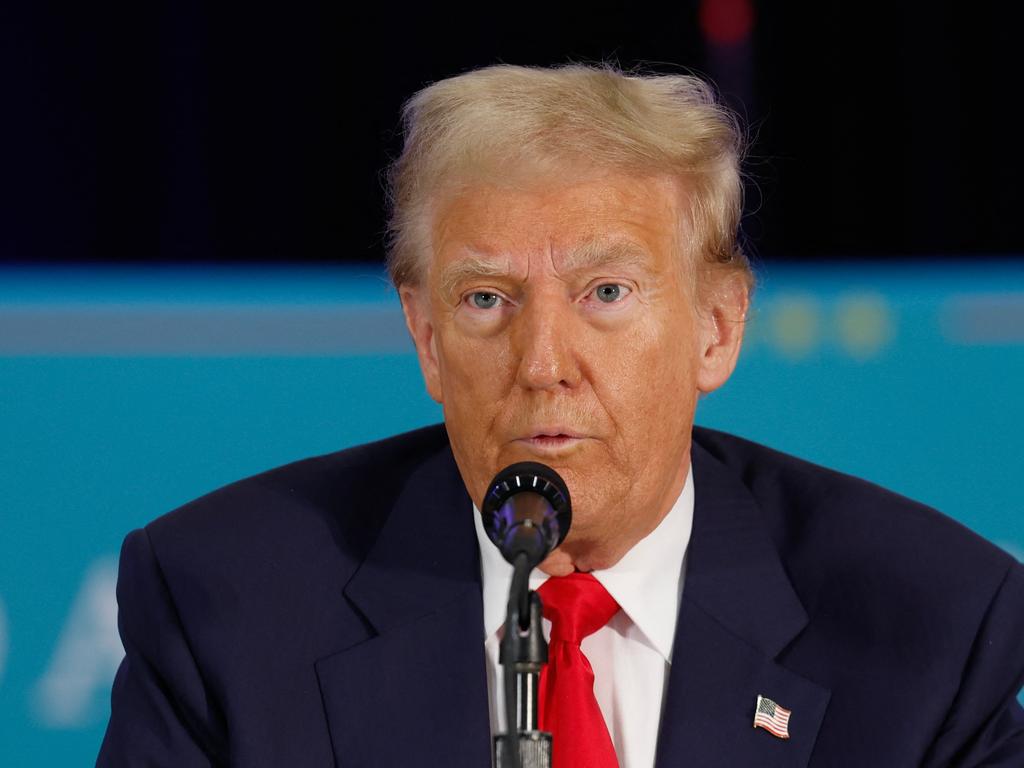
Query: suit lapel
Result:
<box><xmin>655</xmin><ymin>442</ymin><xmax>831</xmax><ymax>767</ymax></box>
<box><xmin>315</xmin><ymin>445</ymin><xmax>492</xmax><ymax>767</ymax></box>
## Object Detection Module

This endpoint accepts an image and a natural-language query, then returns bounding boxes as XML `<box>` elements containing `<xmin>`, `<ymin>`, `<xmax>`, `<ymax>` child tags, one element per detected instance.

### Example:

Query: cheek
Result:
<box><xmin>436</xmin><ymin>328</ymin><xmax>515</xmax><ymax>400</ymax></box>
<box><xmin>439</xmin><ymin>328</ymin><xmax>545</xmax><ymax>509</ymax></box>
<box><xmin>599</xmin><ymin>313</ymin><xmax>700</xmax><ymax>446</ymax></box>
<box><xmin>433</xmin><ymin>329</ymin><xmax>515</xmax><ymax>461</ymax></box>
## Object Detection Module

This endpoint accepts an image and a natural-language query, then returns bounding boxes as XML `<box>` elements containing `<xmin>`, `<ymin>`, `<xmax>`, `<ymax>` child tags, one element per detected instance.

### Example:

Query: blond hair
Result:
<box><xmin>385</xmin><ymin>63</ymin><xmax>750</xmax><ymax>290</ymax></box>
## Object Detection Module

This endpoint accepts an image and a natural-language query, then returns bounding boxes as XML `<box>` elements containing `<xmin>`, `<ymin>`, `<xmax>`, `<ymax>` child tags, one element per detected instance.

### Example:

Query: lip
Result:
<box><xmin>513</xmin><ymin>429</ymin><xmax>589</xmax><ymax>455</ymax></box>
<box><xmin>517</xmin><ymin>426</ymin><xmax>587</xmax><ymax>440</ymax></box>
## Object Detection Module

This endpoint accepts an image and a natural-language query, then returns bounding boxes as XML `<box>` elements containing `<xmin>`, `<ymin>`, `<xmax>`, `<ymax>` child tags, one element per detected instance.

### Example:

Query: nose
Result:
<box><xmin>512</xmin><ymin>294</ymin><xmax>583</xmax><ymax>391</ymax></box>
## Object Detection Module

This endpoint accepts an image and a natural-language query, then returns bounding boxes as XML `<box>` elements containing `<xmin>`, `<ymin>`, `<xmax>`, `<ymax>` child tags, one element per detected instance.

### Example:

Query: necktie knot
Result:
<box><xmin>538</xmin><ymin>572</ymin><xmax>620</xmax><ymax>644</ymax></box>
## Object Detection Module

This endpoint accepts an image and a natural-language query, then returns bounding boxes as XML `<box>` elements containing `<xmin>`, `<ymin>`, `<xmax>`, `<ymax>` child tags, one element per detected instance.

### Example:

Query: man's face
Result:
<box><xmin>401</xmin><ymin>171</ymin><xmax>745</xmax><ymax>571</ymax></box>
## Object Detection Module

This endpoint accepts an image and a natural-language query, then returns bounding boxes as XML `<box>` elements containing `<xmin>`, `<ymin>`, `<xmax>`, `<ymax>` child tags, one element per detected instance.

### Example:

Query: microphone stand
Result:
<box><xmin>494</xmin><ymin>551</ymin><xmax>552</xmax><ymax>768</ymax></box>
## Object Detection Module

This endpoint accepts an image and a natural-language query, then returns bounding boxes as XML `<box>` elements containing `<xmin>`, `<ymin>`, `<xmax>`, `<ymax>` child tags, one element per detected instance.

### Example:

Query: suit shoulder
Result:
<box><xmin>692</xmin><ymin>425</ymin><xmax>1017</xmax><ymax>594</ymax></box>
<box><xmin>144</xmin><ymin>423</ymin><xmax>451</xmax><ymax>567</ymax></box>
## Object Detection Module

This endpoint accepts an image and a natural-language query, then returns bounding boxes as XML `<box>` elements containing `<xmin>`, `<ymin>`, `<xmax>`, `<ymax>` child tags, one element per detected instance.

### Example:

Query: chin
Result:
<box><xmin>551</xmin><ymin>527</ymin><xmax>614</xmax><ymax>570</ymax></box>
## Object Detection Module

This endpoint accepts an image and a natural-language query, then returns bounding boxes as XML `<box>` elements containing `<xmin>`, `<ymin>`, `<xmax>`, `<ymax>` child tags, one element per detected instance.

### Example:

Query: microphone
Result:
<box><xmin>480</xmin><ymin>462</ymin><xmax>572</xmax><ymax>568</ymax></box>
<box><xmin>484</xmin><ymin>462</ymin><xmax>569</xmax><ymax>768</ymax></box>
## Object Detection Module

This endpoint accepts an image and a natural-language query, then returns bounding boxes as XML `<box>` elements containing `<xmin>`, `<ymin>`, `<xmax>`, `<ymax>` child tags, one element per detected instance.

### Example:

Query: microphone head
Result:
<box><xmin>480</xmin><ymin>462</ymin><xmax>572</xmax><ymax>566</ymax></box>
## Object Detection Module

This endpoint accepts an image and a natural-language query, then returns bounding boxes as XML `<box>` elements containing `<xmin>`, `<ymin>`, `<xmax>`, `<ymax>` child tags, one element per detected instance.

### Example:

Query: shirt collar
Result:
<box><xmin>473</xmin><ymin>463</ymin><xmax>694</xmax><ymax>663</ymax></box>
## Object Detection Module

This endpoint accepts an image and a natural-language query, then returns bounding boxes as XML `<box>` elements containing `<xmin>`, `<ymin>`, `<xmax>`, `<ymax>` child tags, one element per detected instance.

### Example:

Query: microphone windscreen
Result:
<box><xmin>480</xmin><ymin>462</ymin><xmax>572</xmax><ymax>565</ymax></box>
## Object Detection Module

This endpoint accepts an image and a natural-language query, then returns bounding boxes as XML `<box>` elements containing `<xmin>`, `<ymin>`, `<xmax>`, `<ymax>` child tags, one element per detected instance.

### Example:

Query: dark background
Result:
<box><xmin>3</xmin><ymin>1</ymin><xmax>1021</xmax><ymax>266</ymax></box>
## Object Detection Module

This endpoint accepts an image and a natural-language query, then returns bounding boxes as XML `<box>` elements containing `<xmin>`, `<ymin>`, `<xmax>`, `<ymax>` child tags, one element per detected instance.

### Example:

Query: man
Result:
<box><xmin>99</xmin><ymin>64</ymin><xmax>1024</xmax><ymax>767</ymax></box>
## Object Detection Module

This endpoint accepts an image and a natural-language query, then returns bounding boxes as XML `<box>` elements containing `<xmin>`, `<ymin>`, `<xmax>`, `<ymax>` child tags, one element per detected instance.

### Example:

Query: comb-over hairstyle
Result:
<box><xmin>385</xmin><ymin>63</ymin><xmax>751</xmax><ymax>291</ymax></box>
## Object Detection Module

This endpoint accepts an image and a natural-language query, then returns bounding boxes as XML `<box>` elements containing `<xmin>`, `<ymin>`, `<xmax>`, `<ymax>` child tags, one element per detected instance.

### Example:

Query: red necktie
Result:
<box><xmin>537</xmin><ymin>572</ymin><xmax>621</xmax><ymax>768</ymax></box>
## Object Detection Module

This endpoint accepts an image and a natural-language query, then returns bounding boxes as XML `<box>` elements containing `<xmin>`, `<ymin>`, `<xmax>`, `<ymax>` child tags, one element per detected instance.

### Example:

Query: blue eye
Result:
<box><xmin>470</xmin><ymin>292</ymin><xmax>501</xmax><ymax>309</ymax></box>
<box><xmin>593</xmin><ymin>284</ymin><xmax>629</xmax><ymax>303</ymax></box>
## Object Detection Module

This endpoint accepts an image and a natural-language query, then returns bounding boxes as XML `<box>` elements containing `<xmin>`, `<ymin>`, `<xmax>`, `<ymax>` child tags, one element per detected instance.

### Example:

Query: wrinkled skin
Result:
<box><xmin>400</xmin><ymin>171</ymin><xmax>748</xmax><ymax>573</ymax></box>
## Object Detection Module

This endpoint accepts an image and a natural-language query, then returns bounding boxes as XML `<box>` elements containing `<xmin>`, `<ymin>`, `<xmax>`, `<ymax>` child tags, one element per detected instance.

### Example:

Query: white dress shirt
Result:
<box><xmin>473</xmin><ymin>464</ymin><xmax>694</xmax><ymax>768</ymax></box>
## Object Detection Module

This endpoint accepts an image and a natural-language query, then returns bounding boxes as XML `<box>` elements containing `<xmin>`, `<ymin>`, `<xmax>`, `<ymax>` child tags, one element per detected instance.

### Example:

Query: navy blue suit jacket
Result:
<box><xmin>98</xmin><ymin>425</ymin><xmax>1024</xmax><ymax>766</ymax></box>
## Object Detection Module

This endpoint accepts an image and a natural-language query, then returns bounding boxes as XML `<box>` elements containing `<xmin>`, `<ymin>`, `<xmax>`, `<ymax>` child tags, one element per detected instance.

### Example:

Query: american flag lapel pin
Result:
<box><xmin>753</xmin><ymin>694</ymin><xmax>792</xmax><ymax>739</ymax></box>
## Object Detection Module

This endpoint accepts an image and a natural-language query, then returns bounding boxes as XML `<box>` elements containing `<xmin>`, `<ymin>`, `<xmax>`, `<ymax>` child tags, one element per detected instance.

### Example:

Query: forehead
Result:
<box><xmin>428</xmin><ymin>172</ymin><xmax>688</xmax><ymax>282</ymax></box>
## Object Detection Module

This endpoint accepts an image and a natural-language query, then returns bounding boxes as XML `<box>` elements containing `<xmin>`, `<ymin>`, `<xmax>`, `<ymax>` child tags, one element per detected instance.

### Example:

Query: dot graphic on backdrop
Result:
<box><xmin>770</xmin><ymin>295</ymin><xmax>822</xmax><ymax>359</ymax></box>
<box><xmin>836</xmin><ymin>293</ymin><xmax>894</xmax><ymax>360</ymax></box>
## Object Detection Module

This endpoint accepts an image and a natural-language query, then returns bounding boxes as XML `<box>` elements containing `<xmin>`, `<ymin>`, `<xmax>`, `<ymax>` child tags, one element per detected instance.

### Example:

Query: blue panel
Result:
<box><xmin>0</xmin><ymin>262</ymin><xmax>1021</xmax><ymax>764</ymax></box>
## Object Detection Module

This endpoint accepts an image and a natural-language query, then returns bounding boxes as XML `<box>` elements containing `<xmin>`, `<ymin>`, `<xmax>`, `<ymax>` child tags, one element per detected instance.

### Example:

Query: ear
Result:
<box><xmin>695</xmin><ymin>271</ymin><xmax>749</xmax><ymax>394</ymax></box>
<box><xmin>399</xmin><ymin>285</ymin><xmax>444</xmax><ymax>403</ymax></box>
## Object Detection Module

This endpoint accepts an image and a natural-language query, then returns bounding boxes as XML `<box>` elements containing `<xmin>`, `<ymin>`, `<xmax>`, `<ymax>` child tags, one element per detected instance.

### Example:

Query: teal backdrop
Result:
<box><xmin>1</xmin><ymin>262</ymin><xmax>1022</xmax><ymax>765</ymax></box>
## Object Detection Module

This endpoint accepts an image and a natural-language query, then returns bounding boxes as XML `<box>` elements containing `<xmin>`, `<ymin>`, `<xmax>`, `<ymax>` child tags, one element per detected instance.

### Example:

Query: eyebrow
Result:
<box><xmin>437</xmin><ymin>238</ymin><xmax>651</xmax><ymax>299</ymax></box>
<box><xmin>438</xmin><ymin>256</ymin><xmax>510</xmax><ymax>300</ymax></box>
